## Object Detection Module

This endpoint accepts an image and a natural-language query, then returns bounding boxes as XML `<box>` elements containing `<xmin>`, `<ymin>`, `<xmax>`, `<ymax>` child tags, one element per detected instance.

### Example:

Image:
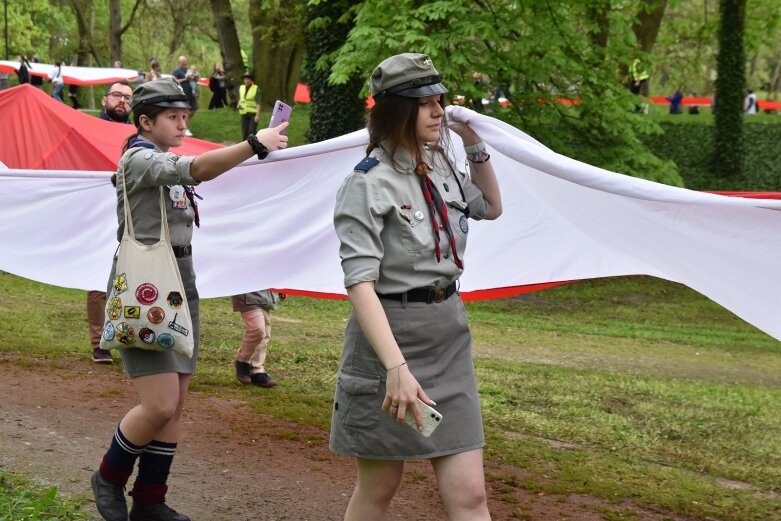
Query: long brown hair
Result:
<box><xmin>367</xmin><ymin>94</ymin><xmax>446</xmax><ymax>175</ymax></box>
<box><xmin>121</xmin><ymin>104</ymin><xmax>168</xmax><ymax>154</ymax></box>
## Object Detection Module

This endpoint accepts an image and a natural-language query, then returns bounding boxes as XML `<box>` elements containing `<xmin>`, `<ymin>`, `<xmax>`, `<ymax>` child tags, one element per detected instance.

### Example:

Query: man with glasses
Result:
<box><xmin>99</xmin><ymin>82</ymin><xmax>133</xmax><ymax>124</ymax></box>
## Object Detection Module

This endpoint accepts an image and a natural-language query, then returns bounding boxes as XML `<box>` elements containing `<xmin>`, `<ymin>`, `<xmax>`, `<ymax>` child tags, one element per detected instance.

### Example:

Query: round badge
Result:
<box><xmin>136</xmin><ymin>283</ymin><xmax>159</xmax><ymax>305</ymax></box>
<box><xmin>147</xmin><ymin>306</ymin><xmax>165</xmax><ymax>324</ymax></box>
<box><xmin>459</xmin><ymin>214</ymin><xmax>469</xmax><ymax>234</ymax></box>
<box><xmin>139</xmin><ymin>328</ymin><xmax>156</xmax><ymax>344</ymax></box>
<box><xmin>169</xmin><ymin>186</ymin><xmax>185</xmax><ymax>201</ymax></box>
<box><xmin>414</xmin><ymin>210</ymin><xmax>425</xmax><ymax>222</ymax></box>
<box><xmin>115</xmin><ymin>322</ymin><xmax>136</xmax><ymax>345</ymax></box>
<box><xmin>144</xmin><ymin>152</ymin><xmax>153</xmax><ymax>160</ymax></box>
<box><xmin>157</xmin><ymin>333</ymin><xmax>175</xmax><ymax>350</ymax></box>
<box><xmin>167</xmin><ymin>291</ymin><xmax>184</xmax><ymax>309</ymax></box>
<box><xmin>107</xmin><ymin>297</ymin><xmax>122</xmax><ymax>320</ymax></box>
<box><xmin>102</xmin><ymin>322</ymin><xmax>115</xmax><ymax>341</ymax></box>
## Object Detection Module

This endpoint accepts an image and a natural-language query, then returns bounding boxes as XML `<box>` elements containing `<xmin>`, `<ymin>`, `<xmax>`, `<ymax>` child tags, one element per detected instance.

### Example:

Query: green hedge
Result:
<box><xmin>643</xmin><ymin>121</ymin><xmax>781</xmax><ymax>191</ymax></box>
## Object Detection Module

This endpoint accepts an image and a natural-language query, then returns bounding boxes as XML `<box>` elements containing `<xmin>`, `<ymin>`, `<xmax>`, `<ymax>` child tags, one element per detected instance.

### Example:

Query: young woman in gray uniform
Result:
<box><xmin>331</xmin><ymin>54</ymin><xmax>502</xmax><ymax>520</ymax></box>
<box><xmin>91</xmin><ymin>78</ymin><xmax>288</xmax><ymax>521</ymax></box>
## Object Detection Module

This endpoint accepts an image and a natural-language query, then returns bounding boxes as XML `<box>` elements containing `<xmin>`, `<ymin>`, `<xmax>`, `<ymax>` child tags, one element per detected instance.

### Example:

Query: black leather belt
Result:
<box><xmin>377</xmin><ymin>282</ymin><xmax>457</xmax><ymax>304</ymax></box>
<box><xmin>172</xmin><ymin>245</ymin><xmax>192</xmax><ymax>258</ymax></box>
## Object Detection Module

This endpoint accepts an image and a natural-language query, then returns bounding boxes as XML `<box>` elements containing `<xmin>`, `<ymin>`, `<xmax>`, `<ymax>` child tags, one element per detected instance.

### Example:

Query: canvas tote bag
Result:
<box><xmin>99</xmin><ymin>171</ymin><xmax>194</xmax><ymax>357</ymax></box>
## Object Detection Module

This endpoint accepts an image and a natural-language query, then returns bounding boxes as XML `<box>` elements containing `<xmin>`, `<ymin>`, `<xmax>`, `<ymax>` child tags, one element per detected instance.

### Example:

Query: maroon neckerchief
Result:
<box><xmin>416</xmin><ymin>163</ymin><xmax>463</xmax><ymax>269</ymax></box>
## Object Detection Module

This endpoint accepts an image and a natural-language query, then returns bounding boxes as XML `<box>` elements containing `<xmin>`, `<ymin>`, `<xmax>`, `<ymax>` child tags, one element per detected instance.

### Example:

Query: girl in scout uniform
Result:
<box><xmin>91</xmin><ymin>78</ymin><xmax>288</xmax><ymax>521</ymax></box>
<box><xmin>331</xmin><ymin>54</ymin><xmax>503</xmax><ymax>520</ymax></box>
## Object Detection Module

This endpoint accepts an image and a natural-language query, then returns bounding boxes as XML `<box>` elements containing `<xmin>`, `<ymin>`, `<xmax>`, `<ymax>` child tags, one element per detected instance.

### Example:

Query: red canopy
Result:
<box><xmin>0</xmin><ymin>84</ymin><xmax>221</xmax><ymax>170</ymax></box>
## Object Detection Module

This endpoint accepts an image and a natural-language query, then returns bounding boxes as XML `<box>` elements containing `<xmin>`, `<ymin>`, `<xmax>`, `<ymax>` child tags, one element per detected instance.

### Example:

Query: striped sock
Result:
<box><xmin>99</xmin><ymin>425</ymin><xmax>146</xmax><ymax>486</ymax></box>
<box><xmin>130</xmin><ymin>440</ymin><xmax>177</xmax><ymax>505</ymax></box>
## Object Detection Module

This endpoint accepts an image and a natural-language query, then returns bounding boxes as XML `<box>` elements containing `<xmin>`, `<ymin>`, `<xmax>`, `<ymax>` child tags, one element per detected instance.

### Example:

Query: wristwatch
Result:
<box><xmin>246</xmin><ymin>134</ymin><xmax>269</xmax><ymax>160</ymax></box>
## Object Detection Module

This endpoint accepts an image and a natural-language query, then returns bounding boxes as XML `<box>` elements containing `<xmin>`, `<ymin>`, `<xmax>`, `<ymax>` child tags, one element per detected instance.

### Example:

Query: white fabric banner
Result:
<box><xmin>1</xmin><ymin>108</ymin><xmax>781</xmax><ymax>341</ymax></box>
<box><xmin>0</xmin><ymin>60</ymin><xmax>140</xmax><ymax>86</ymax></box>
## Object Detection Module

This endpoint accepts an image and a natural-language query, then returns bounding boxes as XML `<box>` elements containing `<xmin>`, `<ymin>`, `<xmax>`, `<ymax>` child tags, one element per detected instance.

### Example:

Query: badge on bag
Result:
<box><xmin>167</xmin><ymin>291</ymin><xmax>184</xmax><ymax>308</ymax></box>
<box><xmin>139</xmin><ymin>328</ymin><xmax>156</xmax><ymax>344</ymax></box>
<box><xmin>112</xmin><ymin>273</ymin><xmax>128</xmax><ymax>295</ymax></box>
<box><xmin>157</xmin><ymin>333</ymin><xmax>175</xmax><ymax>350</ymax></box>
<box><xmin>147</xmin><ymin>306</ymin><xmax>165</xmax><ymax>324</ymax></box>
<box><xmin>136</xmin><ymin>283</ymin><xmax>159</xmax><ymax>305</ymax></box>
<box><xmin>168</xmin><ymin>313</ymin><xmax>190</xmax><ymax>336</ymax></box>
<box><xmin>115</xmin><ymin>322</ymin><xmax>136</xmax><ymax>345</ymax></box>
<box><xmin>107</xmin><ymin>297</ymin><xmax>122</xmax><ymax>320</ymax></box>
<box><xmin>124</xmin><ymin>306</ymin><xmax>141</xmax><ymax>319</ymax></box>
<box><xmin>102</xmin><ymin>322</ymin><xmax>115</xmax><ymax>341</ymax></box>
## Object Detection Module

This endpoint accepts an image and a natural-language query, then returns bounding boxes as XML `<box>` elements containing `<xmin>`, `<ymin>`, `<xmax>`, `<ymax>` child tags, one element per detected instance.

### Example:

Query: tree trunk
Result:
<box><xmin>69</xmin><ymin>0</ymin><xmax>102</xmax><ymax>67</ymax></box>
<box><xmin>248</xmin><ymin>0</ymin><xmax>306</xmax><ymax>107</ymax></box>
<box><xmin>110</xmin><ymin>0</ymin><xmax>121</xmax><ymax>63</ymax></box>
<box><xmin>713</xmin><ymin>0</ymin><xmax>746</xmax><ymax>177</ymax></box>
<box><xmin>632</xmin><ymin>0</ymin><xmax>667</xmax><ymax>54</ymax></box>
<box><xmin>210</xmin><ymin>0</ymin><xmax>244</xmax><ymax>106</ymax></box>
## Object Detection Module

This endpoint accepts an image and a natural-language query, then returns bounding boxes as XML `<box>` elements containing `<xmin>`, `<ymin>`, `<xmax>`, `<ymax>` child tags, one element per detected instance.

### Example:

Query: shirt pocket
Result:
<box><xmin>334</xmin><ymin>370</ymin><xmax>381</xmax><ymax>429</ymax></box>
<box><xmin>398</xmin><ymin>207</ymin><xmax>432</xmax><ymax>253</ymax></box>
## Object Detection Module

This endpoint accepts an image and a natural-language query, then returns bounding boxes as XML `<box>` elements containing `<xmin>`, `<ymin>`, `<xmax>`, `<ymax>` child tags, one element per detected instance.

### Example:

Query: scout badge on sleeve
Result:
<box><xmin>99</xmin><ymin>163</ymin><xmax>194</xmax><ymax>357</ymax></box>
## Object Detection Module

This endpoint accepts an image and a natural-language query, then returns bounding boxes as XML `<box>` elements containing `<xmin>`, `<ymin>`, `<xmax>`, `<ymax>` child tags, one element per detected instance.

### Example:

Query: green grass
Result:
<box><xmin>187</xmin><ymin>102</ymin><xmax>311</xmax><ymax>147</ymax></box>
<box><xmin>1</xmin><ymin>273</ymin><xmax>780</xmax><ymax>520</ymax></box>
<box><xmin>0</xmin><ymin>471</ymin><xmax>86</xmax><ymax>520</ymax></box>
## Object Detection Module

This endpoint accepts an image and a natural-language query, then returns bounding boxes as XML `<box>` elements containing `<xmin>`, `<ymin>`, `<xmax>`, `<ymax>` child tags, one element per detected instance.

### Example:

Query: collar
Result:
<box><xmin>129</xmin><ymin>135</ymin><xmax>160</xmax><ymax>151</ymax></box>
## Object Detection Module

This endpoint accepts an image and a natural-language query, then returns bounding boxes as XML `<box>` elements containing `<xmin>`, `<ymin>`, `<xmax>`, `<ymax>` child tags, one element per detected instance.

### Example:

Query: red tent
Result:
<box><xmin>0</xmin><ymin>84</ymin><xmax>221</xmax><ymax>170</ymax></box>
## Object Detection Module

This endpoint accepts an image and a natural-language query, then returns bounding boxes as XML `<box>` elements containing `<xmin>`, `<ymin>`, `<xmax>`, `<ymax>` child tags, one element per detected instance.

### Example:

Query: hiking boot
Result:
<box><xmin>129</xmin><ymin>502</ymin><xmax>190</xmax><ymax>521</ymax></box>
<box><xmin>250</xmin><ymin>372</ymin><xmax>278</xmax><ymax>388</ymax></box>
<box><xmin>91</xmin><ymin>470</ymin><xmax>128</xmax><ymax>521</ymax></box>
<box><xmin>235</xmin><ymin>360</ymin><xmax>252</xmax><ymax>384</ymax></box>
<box><xmin>92</xmin><ymin>348</ymin><xmax>113</xmax><ymax>364</ymax></box>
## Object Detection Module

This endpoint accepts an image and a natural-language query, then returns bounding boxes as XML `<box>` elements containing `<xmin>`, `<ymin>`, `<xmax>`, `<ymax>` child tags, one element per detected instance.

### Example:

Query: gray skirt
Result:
<box><xmin>329</xmin><ymin>293</ymin><xmax>484</xmax><ymax>460</ymax></box>
<box><xmin>106</xmin><ymin>256</ymin><xmax>200</xmax><ymax>378</ymax></box>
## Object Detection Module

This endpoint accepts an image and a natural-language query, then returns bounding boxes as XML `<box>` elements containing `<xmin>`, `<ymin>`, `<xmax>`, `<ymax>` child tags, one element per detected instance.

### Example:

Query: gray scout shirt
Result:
<box><xmin>334</xmin><ymin>142</ymin><xmax>489</xmax><ymax>294</ymax></box>
<box><xmin>115</xmin><ymin>137</ymin><xmax>198</xmax><ymax>247</ymax></box>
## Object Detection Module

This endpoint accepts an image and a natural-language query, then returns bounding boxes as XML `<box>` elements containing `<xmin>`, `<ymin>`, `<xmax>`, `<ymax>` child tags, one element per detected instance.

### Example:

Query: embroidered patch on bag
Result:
<box><xmin>167</xmin><ymin>313</ymin><xmax>190</xmax><ymax>336</ymax></box>
<box><xmin>112</xmin><ymin>273</ymin><xmax>128</xmax><ymax>295</ymax></box>
<box><xmin>102</xmin><ymin>322</ymin><xmax>115</xmax><ymax>341</ymax></box>
<box><xmin>107</xmin><ymin>297</ymin><xmax>122</xmax><ymax>320</ymax></box>
<box><xmin>167</xmin><ymin>291</ymin><xmax>184</xmax><ymax>308</ymax></box>
<box><xmin>147</xmin><ymin>306</ymin><xmax>165</xmax><ymax>324</ymax></box>
<box><xmin>115</xmin><ymin>322</ymin><xmax>136</xmax><ymax>345</ymax></box>
<box><xmin>136</xmin><ymin>283</ymin><xmax>159</xmax><ymax>305</ymax></box>
<box><xmin>123</xmin><ymin>306</ymin><xmax>141</xmax><ymax>319</ymax></box>
<box><xmin>139</xmin><ymin>328</ymin><xmax>156</xmax><ymax>344</ymax></box>
<box><xmin>157</xmin><ymin>333</ymin><xmax>175</xmax><ymax>350</ymax></box>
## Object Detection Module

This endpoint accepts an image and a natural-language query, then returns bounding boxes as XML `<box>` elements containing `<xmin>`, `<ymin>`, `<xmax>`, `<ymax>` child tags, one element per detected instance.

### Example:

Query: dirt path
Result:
<box><xmin>0</xmin><ymin>353</ymin><xmax>686</xmax><ymax>521</ymax></box>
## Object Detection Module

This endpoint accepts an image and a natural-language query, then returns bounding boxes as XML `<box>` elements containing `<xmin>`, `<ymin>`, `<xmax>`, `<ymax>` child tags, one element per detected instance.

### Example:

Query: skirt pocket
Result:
<box><xmin>334</xmin><ymin>370</ymin><xmax>381</xmax><ymax>429</ymax></box>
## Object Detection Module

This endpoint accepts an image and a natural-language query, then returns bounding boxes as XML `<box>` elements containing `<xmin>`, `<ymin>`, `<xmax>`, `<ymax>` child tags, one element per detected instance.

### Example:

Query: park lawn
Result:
<box><xmin>0</xmin><ymin>470</ymin><xmax>86</xmax><ymax>520</ymax></box>
<box><xmin>0</xmin><ymin>273</ymin><xmax>780</xmax><ymax>521</ymax></box>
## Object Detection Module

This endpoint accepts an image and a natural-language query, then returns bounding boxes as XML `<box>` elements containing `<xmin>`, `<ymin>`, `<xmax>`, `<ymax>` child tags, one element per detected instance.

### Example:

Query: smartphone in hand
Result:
<box><xmin>269</xmin><ymin>100</ymin><xmax>292</xmax><ymax>134</ymax></box>
<box><xmin>404</xmin><ymin>398</ymin><xmax>443</xmax><ymax>437</ymax></box>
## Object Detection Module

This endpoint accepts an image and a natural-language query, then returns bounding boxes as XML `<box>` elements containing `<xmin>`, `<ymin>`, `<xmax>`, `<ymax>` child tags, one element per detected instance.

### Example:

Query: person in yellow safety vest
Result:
<box><xmin>237</xmin><ymin>72</ymin><xmax>261</xmax><ymax>139</ymax></box>
<box><xmin>629</xmin><ymin>58</ymin><xmax>650</xmax><ymax>96</ymax></box>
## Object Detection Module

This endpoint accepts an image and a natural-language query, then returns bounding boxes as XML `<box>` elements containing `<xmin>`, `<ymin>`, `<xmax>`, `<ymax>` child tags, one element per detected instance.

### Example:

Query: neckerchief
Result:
<box><xmin>416</xmin><ymin>163</ymin><xmax>463</xmax><ymax>269</ymax></box>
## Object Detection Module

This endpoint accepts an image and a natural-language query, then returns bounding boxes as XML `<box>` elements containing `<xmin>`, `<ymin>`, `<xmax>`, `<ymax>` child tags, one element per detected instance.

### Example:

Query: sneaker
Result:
<box><xmin>235</xmin><ymin>360</ymin><xmax>252</xmax><ymax>384</ymax></box>
<box><xmin>91</xmin><ymin>471</ymin><xmax>128</xmax><ymax>521</ymax></box>
<box><xmin>92</xmin><ymin>348</ymin><xmax>113</xmax><ymax>364</ymax></box>
<box><xmin>129</xmin><ymin>502</ymin><xmax>190</xmax><ymax>521</ymax></box>
<box><xmin>250</xmin><ymin>372</ymin><xmax>278</xmax><ymax>388</ymax></box>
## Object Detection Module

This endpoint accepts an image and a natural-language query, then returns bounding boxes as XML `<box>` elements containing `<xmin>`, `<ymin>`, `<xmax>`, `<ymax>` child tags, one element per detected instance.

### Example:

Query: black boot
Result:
<box><xmin>129</xmin><ymin>502</ymin><xmax>191</xmax><ymax>521</ymax></box>
<box><xmin>91</xmin><ymin>471</ymin><xmax>128</xmax><ymax>521</ymax></box>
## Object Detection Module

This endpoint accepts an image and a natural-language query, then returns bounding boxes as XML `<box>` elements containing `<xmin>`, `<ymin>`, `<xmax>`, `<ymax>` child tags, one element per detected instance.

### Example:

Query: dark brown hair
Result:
<box><xmin>121</xmin><ymin>104</ymin><xmax>169</xmax><ymax>154</ymax></box>
<box><xmin>367</xmin><ymin>94</ymin><xmax>446</xmax><ymax>175</ymax></box>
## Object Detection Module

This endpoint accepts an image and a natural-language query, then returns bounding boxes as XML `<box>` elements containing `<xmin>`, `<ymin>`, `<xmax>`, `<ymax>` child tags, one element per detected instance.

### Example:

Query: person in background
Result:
<box><xmin>208</xmin><ymin>63</ymin><xmax>226</xmax><ymax>110</ymax></box>
<box><xmin>666</xmin><ymin>87</ymin><xmax>683</xmax><ymax>115</ymax></box>
<box><xmin>744</xmin><ymin>89</ymin><xmax>759</xmax><ymax>115</ymax></box>
<box><xmin>146</xmin><ymin>59</ymin><xmax>162</xmax><ymax>82</ymax></box>
<box><xmin>30</xmin><ymin>55</ymin><xmax>43</xmax><ymax>88</ymax></box>
<box><xmin>99</xmin><ymin>82</ymin><xmax>133</xmax><ymax>124</ymax></box>
<box><xmin>17</xmin><ymin>55</ymin><xmax>31</xmax><ymax>85</ymax></box>
<box><xmin>172</xmin><ymin>56</ymin><xmax>197</xmax><ymax>136</ymax></box>
<box><xmin>90</xmin><ymin>78</ymin><xmax>288</xmax><ymax>521</ymax></box>
<box><xmin>114</xmin><ymin>60</ymin><xmax>123</xmax><ymax>68</ymax></box>
<box><xmin>330</xmin><ymin>53</ymin><xmax>502</xmax><ymax>520</ymax></box>
<box><xmin>48</xmin><ymin>60</ymin><xmax>65</xmax><ymax>102</ymax></box>
<box><xmin>67</xmin><ymin>60</ymin><xmax>81</xmax><ymax>109</ymax></box>
<box><xmin>237</xmin><ymin>72</ymin><xmax>261</xmax><ymax>139</ymax></box>
<box><xmin>0</xmin><ymin>71</ymin><xmax>9</xmax><ymax>90</ymax></box>
<box><xmin>88</xmin><ymin>291</ymin><xmax>112</xmax><ymax>363</ymax></box>
<box><xmin>232</xmin><ymin>290</ymin><xmax>282</xmax><ymax>388</ymax></box>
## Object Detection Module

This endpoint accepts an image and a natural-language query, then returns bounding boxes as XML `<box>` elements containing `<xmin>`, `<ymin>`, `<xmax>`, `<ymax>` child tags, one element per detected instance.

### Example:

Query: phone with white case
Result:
<box><xmin>404</xmin><ymin>398</ymin><xmax>443</xmax><ymax>437</ymax></box>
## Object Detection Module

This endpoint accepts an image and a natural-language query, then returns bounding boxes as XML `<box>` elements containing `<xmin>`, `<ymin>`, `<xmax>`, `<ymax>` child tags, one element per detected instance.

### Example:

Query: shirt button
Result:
<box><xmin>444</xmin><ymin>252</ymin><xmax>449</xmax><ymax>258</ymax></box>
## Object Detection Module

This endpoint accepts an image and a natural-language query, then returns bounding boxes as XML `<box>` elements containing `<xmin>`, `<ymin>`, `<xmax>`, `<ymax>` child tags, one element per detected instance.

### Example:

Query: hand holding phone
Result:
<box><xmin>269</xmin><ymin>100</ymin><xmax>292</xmax><ymax>135</ymax></box>
<box><xmin>404</xmin><ymin>398</ymin><xmax>443</xmax><ymax>437</ymax></box>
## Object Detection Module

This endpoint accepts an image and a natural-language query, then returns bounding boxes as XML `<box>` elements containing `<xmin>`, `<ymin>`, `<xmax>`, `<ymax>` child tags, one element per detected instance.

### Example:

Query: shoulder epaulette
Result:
<box><xmin>354</xmin><ymin>156</ymin><xmax>379</xmax><ymax>173</ymax></box>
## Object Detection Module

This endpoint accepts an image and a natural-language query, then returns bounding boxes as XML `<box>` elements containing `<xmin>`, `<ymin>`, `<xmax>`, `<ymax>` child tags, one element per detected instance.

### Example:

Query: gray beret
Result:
<box><xmin>130</xmin><ymin>78</ymin><xmax>191</xmax><ymax>112</ymax></box>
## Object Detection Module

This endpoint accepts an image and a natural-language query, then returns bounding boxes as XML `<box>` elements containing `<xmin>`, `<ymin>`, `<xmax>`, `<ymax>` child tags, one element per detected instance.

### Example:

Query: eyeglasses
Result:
<box><xmin>107</xmin><ymin>92</ymin><xmax>131</xmax><ymax>102</ymax></box>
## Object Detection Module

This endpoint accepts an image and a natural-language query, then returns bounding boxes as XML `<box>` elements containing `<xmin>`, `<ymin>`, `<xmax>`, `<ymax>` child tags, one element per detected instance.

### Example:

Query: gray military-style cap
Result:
<box><xmin>130</xmin><ymin>78</ymin><xmax>191</xmax><ymax>112</ymax></box>
<box><xmin>370</xmin><ymin>53</ymin><xmax>448</xmax><ymax>100</ymax></box>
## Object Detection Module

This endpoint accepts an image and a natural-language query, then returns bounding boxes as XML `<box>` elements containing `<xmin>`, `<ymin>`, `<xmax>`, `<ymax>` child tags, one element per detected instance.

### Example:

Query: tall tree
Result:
<box><xmin>712</xmin><ymin>0</ymin><xmax>746</xmax><ymax>177</ymax></box>
<box><xmin>210</xmin><ymin>0</ymin><xmax>245</xmax><ymax>105</ymax></box>
<box><xmin>109</xmin><ymin>0</ymin><xmax>144</xmax><ymax>64</ymax></box>
<box><xmin>248</xmin><ymin>0</ymin><xmax>306</xmax><ymax>106</ymax></box>
<box><xmin>302</xmin><ymin>0</ymin><xmax>365</xmax><ymax>142</ymax></box>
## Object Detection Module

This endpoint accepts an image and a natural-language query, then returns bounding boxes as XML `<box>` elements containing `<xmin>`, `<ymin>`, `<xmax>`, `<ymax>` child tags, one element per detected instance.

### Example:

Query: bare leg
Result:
<box><xmin>119</xmin><ymin>372</ymin><xmax>192</xmax><ymax>446</ymax></box>
<box><xmin>431</xmin><ymin>449</ymin><xmax>491</xmax><ymax>521</ymax></box>
<box><xmin>344</xmin><ymin>458</ymin><xmax>404</xmax><ymax>521</ymax></box>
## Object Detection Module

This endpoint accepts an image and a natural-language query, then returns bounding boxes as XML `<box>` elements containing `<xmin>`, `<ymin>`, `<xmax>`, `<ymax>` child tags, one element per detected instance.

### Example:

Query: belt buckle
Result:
<box><xmin>429</xmin><ymin>287</ymin><xmax>446</xmax><ymax>304</ymax></box>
